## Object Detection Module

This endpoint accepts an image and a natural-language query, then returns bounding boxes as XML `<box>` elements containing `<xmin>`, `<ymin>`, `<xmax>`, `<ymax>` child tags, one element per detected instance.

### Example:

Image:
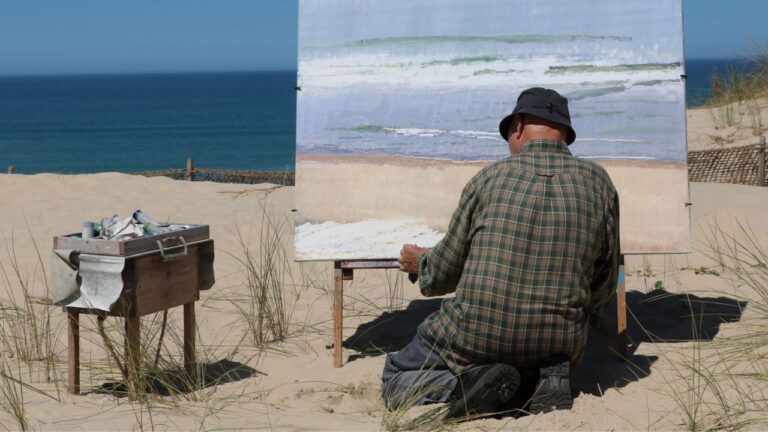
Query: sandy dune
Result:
<box><xmin>1</xmin><ymin>169</ymin><xmax>767</xmax><ymax>430</ymax></box>
<box><xmin>687</xmin><ymin>97</ymin><xmax>768</xmax><ymax>151</ymax></box>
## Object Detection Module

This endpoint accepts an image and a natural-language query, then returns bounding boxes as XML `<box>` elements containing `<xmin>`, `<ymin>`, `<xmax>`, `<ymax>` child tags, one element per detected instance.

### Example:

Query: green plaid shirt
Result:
<box><xmin>419</xmin><ymin>139</ymin><xmax>619</xmax><ymax>370</ymax></box>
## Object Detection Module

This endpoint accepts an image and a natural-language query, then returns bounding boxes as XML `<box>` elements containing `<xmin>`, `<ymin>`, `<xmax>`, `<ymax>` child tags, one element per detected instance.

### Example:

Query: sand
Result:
<box><xmin>686</xmin><ymin>97</ymin><xmax>768</xmax><ymax>151</ymax></box>
<box><xmin>2</xmin><ymin>101</ymin><xmax>768</xmax><ymax>429</ymax></box>
<box><xmin>1</xmin><ymin>166</ymin><xmax>768</xmax><ymax>430</ymax></box>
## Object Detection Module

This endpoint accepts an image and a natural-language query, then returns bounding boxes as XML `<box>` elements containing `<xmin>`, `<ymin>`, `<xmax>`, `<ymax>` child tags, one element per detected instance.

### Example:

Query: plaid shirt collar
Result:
<box><xmin>519</xmin><ymin>138</ymin><xmax>572</xmax><ymax>156</ymax></box>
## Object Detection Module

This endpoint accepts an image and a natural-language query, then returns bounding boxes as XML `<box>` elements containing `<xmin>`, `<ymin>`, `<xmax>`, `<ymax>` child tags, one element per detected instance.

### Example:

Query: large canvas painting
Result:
<box><xmin>295</xmin><ymin>0</ymin><xmax>689</xmax><ymax>261</ymax></box>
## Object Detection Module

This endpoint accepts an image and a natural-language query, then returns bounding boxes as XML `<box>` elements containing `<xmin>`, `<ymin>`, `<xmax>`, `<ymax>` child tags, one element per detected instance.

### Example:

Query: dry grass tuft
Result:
<box><xmin>0</xmin><ymin>228</ymin><xmax>60</xmax><ymax>381</ymax></box>
<box><xmin>380</xmin><ymin>376</ymin><xmax>452</xmax><ymax>432</ymax></box>
<box><xmin>706</xmin><ymin>52</ymin><xmax>768</xmax><ymax>135</ymax></box>
<box><xmin>226</xmin><ymin>201</ymin><xmax>312</xmax><ymax>350</ymax></box>
<box><xmin>660</xmin><ymin>221</ymin><xmax>768</xmax><ymax>431</ymax></box>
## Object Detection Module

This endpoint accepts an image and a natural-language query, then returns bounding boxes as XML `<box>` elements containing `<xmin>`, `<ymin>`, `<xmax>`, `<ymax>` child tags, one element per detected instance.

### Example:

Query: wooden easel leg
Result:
<box><xmin>67</xmin><ymin>310</ymin><xmax>80</xmax><ymax>395</ymax></box>
<box><xmin>333</xmin><ymin>261</ymin><xmax>344</xmax><ymax>368</ymax></box>
<box><xmin>125</xmin><ymin>316</ymin><xmax>141</xmax><ymax>400</ymax></box>
<box><xmin>183</xmin><ymin>302</ymin><xmax>196</xmax><ymax>384</ymax></box>
<box><xmin>616</xmin><ymin>255</ymin><xmax>628</xmax><ymax>360</ymax></box>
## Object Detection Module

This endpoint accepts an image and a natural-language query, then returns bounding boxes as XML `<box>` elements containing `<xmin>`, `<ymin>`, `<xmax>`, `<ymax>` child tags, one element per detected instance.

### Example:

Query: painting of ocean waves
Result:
<box><xmin>297</xmin><ymin>0</ymin><xmax>686</xmax><ymax>162</ymax></box>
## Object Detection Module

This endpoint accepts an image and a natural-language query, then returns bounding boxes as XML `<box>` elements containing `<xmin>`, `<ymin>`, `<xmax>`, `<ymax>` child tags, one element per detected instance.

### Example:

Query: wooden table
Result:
<box><xmin>63</xmin><ymin>239</ymin><xmax>214</xmax><ymax>398</ymax></box>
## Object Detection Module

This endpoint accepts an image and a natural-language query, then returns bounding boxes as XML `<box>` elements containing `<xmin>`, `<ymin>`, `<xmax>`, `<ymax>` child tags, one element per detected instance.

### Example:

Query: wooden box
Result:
<box><xmin>55</xmin><ymin>229</ymin><xmax>215</xmax><ymax>317</ymax></box>
<box><xmin>112</xmin><ymin>239</ymin><xmax>215</xmax><ymax>317</ymax></box>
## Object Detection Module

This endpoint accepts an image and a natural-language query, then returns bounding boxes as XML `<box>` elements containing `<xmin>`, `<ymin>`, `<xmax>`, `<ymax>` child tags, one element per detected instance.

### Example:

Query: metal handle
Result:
<box><xmin>157</xmin><ymin>236</ymin><xmax>188</xmax><ymax>262</ymax></box>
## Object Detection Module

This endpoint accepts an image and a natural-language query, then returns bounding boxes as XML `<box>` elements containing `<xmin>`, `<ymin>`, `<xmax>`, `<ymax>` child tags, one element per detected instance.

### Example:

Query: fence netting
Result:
<box><xmin>134</xmin><ymin>144</ymin><xmax>766</xmax><ymax>188</ymax></box>
<box><xmin>688</xmin><ymin>143</ymin><xmax>766</xmax><ymax>186</ymax></box>
<box><xmin>136</xmin><ymin>168</ymin><xmax>295</xmax><ymax>185</ymax></box>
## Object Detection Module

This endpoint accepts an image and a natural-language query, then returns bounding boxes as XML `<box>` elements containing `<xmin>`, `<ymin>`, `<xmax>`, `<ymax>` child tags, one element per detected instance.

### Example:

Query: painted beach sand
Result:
<box><xmin>295</xmin><ymin>0</ymin><xmax>689</xmax><ymax>260</ymax></box>
<box><xmin>296</xmin><ymin>155</ymin><xmax>689</xmax><ymax>259</ymax></box>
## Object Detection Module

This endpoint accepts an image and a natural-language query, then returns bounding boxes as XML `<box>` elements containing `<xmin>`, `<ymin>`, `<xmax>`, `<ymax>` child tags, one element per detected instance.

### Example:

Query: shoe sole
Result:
<box><xmin>529</xmin><ymin>362</ymin><xmax>573</xmax><ymax>414</ymax></box>
<box><xmin>447</xmin><ymin>364</ymin><xmax>521</xmax><ymax>418</ymax></box>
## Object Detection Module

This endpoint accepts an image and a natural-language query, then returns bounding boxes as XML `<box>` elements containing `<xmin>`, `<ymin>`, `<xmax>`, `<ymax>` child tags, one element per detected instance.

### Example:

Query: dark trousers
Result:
<box><xmin>381</xmin><ymin>323</ymin><xmax>458</xmax><ymax>409</ymax></box>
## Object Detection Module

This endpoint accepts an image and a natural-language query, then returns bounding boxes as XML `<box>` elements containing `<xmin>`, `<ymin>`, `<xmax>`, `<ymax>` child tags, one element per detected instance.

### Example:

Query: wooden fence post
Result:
<box><xmin>7</xmin><ymin>166</ymin><xmax>14</xmax><ymax>174</ymax></box>
<box><xmin>186</xmin><ymin>158</ymin><xmax>194</xmax><ymax>182</ymax></box>
<box><xmin>758</xmin><ymin>136</ymin><xmax>766</xmax><ymax>187</ymax></box>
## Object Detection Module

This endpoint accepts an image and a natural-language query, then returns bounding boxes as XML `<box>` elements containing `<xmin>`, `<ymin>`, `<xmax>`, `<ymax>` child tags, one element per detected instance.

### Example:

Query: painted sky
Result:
<box><xmin>0</xmin><ymin>0</ymin><xmax>765</xmax><ymax>75</ymax></box>
<box><xmin>300</xmin><ymin>0</ymin><xmax>682</xmax><ymax>54</ymax></box>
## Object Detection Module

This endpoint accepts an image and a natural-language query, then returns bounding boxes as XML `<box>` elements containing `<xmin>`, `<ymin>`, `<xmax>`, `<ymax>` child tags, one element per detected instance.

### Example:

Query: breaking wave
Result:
<box><xmin>547</xmin><ymin>62</ymin><xmax>682</xmax><ymax>74</ymax></box>
<box><xmin>332</xmin><ymin>125</ymin><xmax>500</xmax><ymax>140</ymax></box>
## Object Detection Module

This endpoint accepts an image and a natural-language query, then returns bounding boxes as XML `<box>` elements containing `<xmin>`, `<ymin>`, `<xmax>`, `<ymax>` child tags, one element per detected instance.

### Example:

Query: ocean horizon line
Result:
<box><xmin>0</xmin><ymin>55</ymin><xmax>759</xmax><ymax>79</ymax></box>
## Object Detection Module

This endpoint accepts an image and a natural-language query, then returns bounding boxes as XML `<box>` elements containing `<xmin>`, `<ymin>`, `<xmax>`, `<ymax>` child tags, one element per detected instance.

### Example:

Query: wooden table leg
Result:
<box><xmin>616</xmin><ymin>255</ymin><xmax>628</xmax><ymax>360</ymax></box>
<box><xmin>125</xmin><ymin>316</ymin><xmax>141</xmax><ymax>400</ymax></box>
<box><xmin>333</xmin><ymin>262</ymin><xmax>344</xmax><ymax>368</ymax></box>
<box><xmin>67</xmin><ymin>310</ymin><xmax>80</xmax><ymax>395</ymax></box>
<box><xmin>183</xmin><ymin>302</ymin><xmax>196</xmax><ymax>383</ymax></box>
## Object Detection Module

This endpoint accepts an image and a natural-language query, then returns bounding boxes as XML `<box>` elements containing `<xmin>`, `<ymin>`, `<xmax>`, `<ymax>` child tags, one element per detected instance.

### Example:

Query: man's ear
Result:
<box><xmin>514</xmin><ymin>114</ymin><xmax>525</xmax><ymax>139</ymax></box>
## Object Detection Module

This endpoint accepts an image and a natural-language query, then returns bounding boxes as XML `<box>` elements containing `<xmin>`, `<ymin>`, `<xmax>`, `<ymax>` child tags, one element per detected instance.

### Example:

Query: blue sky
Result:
<box><xmin>0</xmin><ymin>0</ymin><xmax>766</xmax><ymax>75</ymax></box>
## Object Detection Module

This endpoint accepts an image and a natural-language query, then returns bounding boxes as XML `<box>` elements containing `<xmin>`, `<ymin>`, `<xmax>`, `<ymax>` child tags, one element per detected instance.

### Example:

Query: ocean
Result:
<box><xmin>0</xmin><ymin>71</ymin><xmax>297</xmax><ymax>174</ymax></box>
<box><xmin>685</xmin><ymin>57</ymin><xmax>755</xmax><ymax>107</ymax></box>
<box><xmin>0</xmin><ymin>59</ymin><xmax>748</xmax><ymax>174</ymax></box>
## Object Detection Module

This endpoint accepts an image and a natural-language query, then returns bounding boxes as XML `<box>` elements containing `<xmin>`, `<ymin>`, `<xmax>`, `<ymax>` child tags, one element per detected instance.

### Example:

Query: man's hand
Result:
<box><xmin>398</xmin><ymin>244</ymin><xmax>430</xmax><ymax>274</ymax></box>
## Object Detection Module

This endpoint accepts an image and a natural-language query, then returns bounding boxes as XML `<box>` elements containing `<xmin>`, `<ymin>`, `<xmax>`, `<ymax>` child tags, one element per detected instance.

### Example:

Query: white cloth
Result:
<box><xmin>51</xmin><ymin>249</ymin><xmax>125</xmax><ymax>311</ymax></box>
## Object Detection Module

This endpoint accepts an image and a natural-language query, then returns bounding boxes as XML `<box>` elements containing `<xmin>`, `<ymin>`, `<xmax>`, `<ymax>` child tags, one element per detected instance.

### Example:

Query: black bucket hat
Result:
<box><xmin>499</xmin><ymin>87</ymin><xmax>576</xmax><ymax>144</ymax></box>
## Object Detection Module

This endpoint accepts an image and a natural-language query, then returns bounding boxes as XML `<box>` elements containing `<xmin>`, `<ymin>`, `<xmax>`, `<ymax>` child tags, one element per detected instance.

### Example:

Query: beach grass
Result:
<box><xmin>0</xmin><ymin>227</ymin><xmax>60</xmax><ymax>381</ymax></box>
<box><xmin>226</xmin><ymin>201</ymin><xmax>308</xmax><ymax>350</ymax></box>
<box><xmin>658</xmin><ymin>222</ymin><xmax>768</xmax><ymax>430</ymax></box>
<box><xmin>0</xmin><ymin>228</ymin><xmax>64</xmax><ymax>429</ymax></box>
<box><xmin>73</xmin><ymin>308</ymin><xmax>272</xmax><ymax>432</ymax></box>
<box><xmin>707</xmin><ymin>51</ymin><xmax>768</xmax><ymax>135</ymax></box>
<box><xmin>379</xmin><ymin>367</ymin><xmax>454</xmax><ymax>432</ymax></box>
<box><xmin>0</xmin><ymin>356</ymin><xmax>30</xmax><ymax>431</ymax></box>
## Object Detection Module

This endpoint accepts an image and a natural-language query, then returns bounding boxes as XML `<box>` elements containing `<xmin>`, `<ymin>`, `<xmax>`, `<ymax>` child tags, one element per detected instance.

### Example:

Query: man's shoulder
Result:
<box><xmin>481</xmin><ymin>157</ymin><xmax>512</xmax><ymax>174</ymax></box>
<box><xmin>479</xmin><ymin>154</ymin><xmax>608</xmax><ymax>177</ymax></box>
<box><xmin>467</xmin><ymin>155</ymin><xmax>615</xmax><ymax>191</ymax></box>
<box><xmin>468</xmin><ymin>157</ymin><xmax>515</xmax><ymax>185</ymax></box>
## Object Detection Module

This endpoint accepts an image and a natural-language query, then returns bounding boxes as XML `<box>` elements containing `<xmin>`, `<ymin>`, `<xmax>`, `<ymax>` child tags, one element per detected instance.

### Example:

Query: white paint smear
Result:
<box><xmin>294</xmin><ymin>219</ymin><xmax>445</xmax><ymax>261</ymax></box>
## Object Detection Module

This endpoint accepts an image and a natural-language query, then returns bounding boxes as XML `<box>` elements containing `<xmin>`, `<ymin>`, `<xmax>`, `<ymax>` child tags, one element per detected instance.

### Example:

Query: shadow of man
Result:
<box><xmin>345</xmin><ymin>290</ymin><xmax>746</xmax><ymax>402</ymax></box>
<box><xmin>343</xmin><ymin>298</ymin><xmax>443</xmax><ymax>360</ymax></box>
<box><xmin>574</xmin><ymin>289</ymin><xmax>746</xmax><ymax>396</ymax></box>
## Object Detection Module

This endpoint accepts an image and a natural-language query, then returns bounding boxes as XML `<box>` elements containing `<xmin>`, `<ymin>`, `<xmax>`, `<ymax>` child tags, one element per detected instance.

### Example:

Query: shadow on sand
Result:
<box><xmin>344</xmin><ymin>290</ymin><xmax>746</xmax><ymax>397</ymax></box>
<box><xmin>574</xmin><ymin>289</ymin><xmax>746</xmax><ymax>396</ymax></box>
<box><xmin>91</xmin><ymin>358</ymin><xmax>259</xmax><ymax>397</ymax></box>
<box><xmin>343</xmin><ymin>298</ymin><xmax>444</xmax><ymax>360</ymax></box>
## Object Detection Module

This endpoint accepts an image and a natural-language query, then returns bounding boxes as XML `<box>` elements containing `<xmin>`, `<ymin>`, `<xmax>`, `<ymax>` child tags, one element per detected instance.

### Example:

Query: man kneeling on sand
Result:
<box><xmin>382</xmin><ymin>87</ymin><xmax>620</xmax><ymax>418</ymax></box>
